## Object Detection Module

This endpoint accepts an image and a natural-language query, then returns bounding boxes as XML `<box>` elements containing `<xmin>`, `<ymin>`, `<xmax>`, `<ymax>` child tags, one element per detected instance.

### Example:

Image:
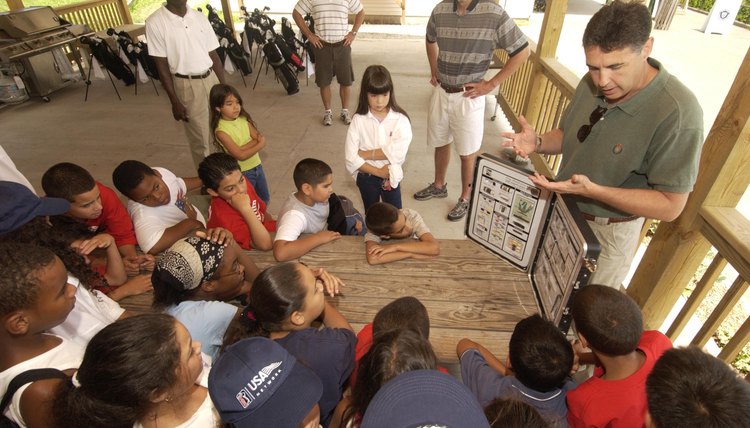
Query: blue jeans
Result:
<box><xmin>242</xmin><ymin>165</ymin><xmax>270</xmax><ymax>204</ymax></box>
<box><xmin>356</xmin><ymin>172</ymin><xmax>402</xmax><ymax>213</ymax></box>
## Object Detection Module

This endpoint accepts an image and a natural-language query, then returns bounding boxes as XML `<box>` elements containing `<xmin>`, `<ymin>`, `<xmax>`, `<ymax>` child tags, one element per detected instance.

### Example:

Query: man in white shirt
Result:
<box><xmin>146</xmin><ymin>0</ymin><xmax>225</xmax><ymax>169</ymax></box>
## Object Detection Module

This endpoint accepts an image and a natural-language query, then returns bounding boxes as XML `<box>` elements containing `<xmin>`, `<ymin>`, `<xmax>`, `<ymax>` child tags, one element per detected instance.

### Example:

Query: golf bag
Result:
<box><xmin>244</xmin><ymin>6</ymin><xmax>299</xmax><ymax>95</ymax></box>
<box><xmin>302</xmin><ymin>13</ymin><xmax>316</xmax><ymax>64</ymax></box>
<box><xmin>262</xmin><ymin>40</ymin><xmax>299</xmax><ymax>95</ymax></box>
<box><xmin>280</xmin><ymin>16</ymin><xmax>305</xmax><ymax>71</ymax></box>
<box><xmin>106</xmin><ymin>28</ymin><xmax>159</xmax><ymax>80</ymax></box>
<box><xmin>204</xmin><ymin>4</ymin><xmax>252</xmax><ymax>75</ymax></box>
<box><xmin>79</xmin><ymin>35</ymin><xmax>135</xmax><ymax>85</ymax></box>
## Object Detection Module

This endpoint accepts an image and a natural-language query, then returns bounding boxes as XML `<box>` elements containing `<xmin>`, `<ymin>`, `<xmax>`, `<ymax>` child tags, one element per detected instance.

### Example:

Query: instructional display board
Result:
<box><xmin>467</xmin><ymin>153</ymin><xmax>600</xmax><ymax>331</ymax></box>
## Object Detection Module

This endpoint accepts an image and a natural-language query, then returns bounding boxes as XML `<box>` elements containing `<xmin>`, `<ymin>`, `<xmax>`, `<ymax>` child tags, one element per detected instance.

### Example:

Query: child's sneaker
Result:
<box><xmin>340</xmin><ymin>109</ymin><xmax>351</xmax><ymax>125</ymax></box>
<box><xmin>447</xmin><ymin>198</ymin><xmax>469</xmax><ymax>221</ymax></box>
<box><xmin>323</xmin><ymin>110</ymin><xmax>333</xmax><ymax>126</ymax></box>
<box><xmin>414</xmin><ymin>182</ymin><xmax>448</xmax><ymax>201</ymax></box>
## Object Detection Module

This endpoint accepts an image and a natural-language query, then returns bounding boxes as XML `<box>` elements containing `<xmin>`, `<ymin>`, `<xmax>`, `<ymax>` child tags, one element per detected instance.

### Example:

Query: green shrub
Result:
<box><xmin>689</xmin><ymin>0</ymin><xmax>750</xmax><ymax>25</ymax></box>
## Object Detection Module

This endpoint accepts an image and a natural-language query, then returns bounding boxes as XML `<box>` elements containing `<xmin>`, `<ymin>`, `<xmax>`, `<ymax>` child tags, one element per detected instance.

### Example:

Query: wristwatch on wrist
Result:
<box><xmin>350</xmin><ymin>31</ymin><xmax>357</xmax><ymax>36</ymax></box>
<box><xmin>535</xmin><ymin>135</ymin><xmax>543</xmax><ymax>152</ymax></box>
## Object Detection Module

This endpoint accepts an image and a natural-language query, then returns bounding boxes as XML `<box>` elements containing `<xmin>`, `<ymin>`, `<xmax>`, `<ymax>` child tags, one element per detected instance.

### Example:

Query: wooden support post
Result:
<box><xmin>628</xmin><ymin>46</ymin><xmax>750</xmax><ymax>329</ymax></box>
<box><xmin>522</xmin><ymin>0</ymin><xmax>568</xmax><ymax>128</ymax></box>
<box><xmin>6</xmin><ymin>0</ymin><xmax>25</xmax><ymax>11</ymax></box>
<box><xmin>221</xmin><ymin>0</ymin><xmax>235</xmax><ymax>34</ymax></box>
<box><xmin>117</xmin><ymin>0</ymin><xmax>134</xmax><ymax>25</ymax></box>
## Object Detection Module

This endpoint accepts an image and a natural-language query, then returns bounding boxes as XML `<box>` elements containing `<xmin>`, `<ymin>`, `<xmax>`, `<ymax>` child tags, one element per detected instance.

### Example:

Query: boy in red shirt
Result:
<box><xmin>567</xmin><ymin>285</ymin><xmax>672</xmax><ymax>428</ymax></box>
<box><xmin>42</xmin><ymin>162</ymin><xmax>153</xmax><ymax>274</ymax></box>
<box><xmin>198</xmin><ymin>153</ymin><xmax>275</xmax><ymax>251</ymax></box>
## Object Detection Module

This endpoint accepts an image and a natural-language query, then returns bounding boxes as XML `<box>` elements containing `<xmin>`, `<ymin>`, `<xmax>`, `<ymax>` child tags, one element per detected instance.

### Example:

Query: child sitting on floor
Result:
<box><xmin>458</xmin><ymin>314</ymin><xmax>575</xmax><ymax>428</ymax></box>
<box><xmin>49</xmin><ymin>216</ymin><xmax>153</xmax><ymax>301</ymax></box>
<box><xmin>53</xmin><ymin>314</ymin><xmax>219</xmax><ymax>427</ymax></box>
<box><xmin>645</xmin><ymin>346</ymin><xmax>750</xmax><ymax>428</ymax></box>
<box><xmin>112</xmin><ymin>160</ymin><xmax>206</xmax><ymax>255</ymax></box>
<box><xmin>0</xmin><ymin>183</ymin><xmax>130</xmax><ymax>347</ymax></box>
<box><xmin>221</xmin><ymin>262</ymin><xmax>354</xmax><ymax>426</ymax></box>
<box><xmin>151</xmin><ymin>236</ymin><xmax>259</xmax><ymax>361</ymax></box>
<box><xmin>566</xmin><ymin>284</ymin><xmax>673</xmax><ymax>428</ymax></box>
<box><xmin>273</xmin><ymin>158</ymin><xmax>363</xmax><ymax>262</ymax></box>
<box><xmin>198</xmin><ymin>153</ymin><xmax>275</xmax><ymax>251</ymax></box>
<box><xmin>210</xmin><ymin>337</ymin><xmax>324</xmax><ymax>428</ymax></box>
<box><xmin>0</xmin><ymin>242</ymin><xmax>82</xmax><ymax>428</ymax></box>
<box><xmin>364</xmin><ymin>202</ymin><xmax>439</xmax><ymax>265</ymax></box>
<box><xmin>41</xmin><ymin>162</ymin><xmax>154</xmax><ymax>274</ymax></box>
<box><xmin>332</xmin><ymin>329</ymin><xmax>439</xmax><ymax>428</ymax></box>
<box><xmin>350</xmin><ymin>296</ymin><xmax>448</xmax><ymax>386</ymax></box>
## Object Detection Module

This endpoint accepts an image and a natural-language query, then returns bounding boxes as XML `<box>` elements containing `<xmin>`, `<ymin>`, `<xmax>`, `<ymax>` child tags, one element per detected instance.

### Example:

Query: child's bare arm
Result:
<box><xmin>273</xmin><ymin>231</ymin><xmax>341</xmax><ymax>261</ymax></box>
<box><xmin>216</xmin><ymin>128</ymin><xmax>266</xmax><ymax>161</ymax></box>
<box><xmin>365</xmin><ymin>234</ymin><xmax>440</xmax><ymax>265</ymax></box>
<box><xmin>230</xmin><ymin>193</ymin><xmax>272</xmax><ymax>251</ymax></box>
<box><xmin>147</xmin><ymin>219</ymin><xmax>205</xmax><ymax>255</ymax></box>
<box><xmin>181</xmin><ymin>176</ymin><xmax>203</xmax><ymax>191</ymax></box>
<box><xmin>572</xmin><ymin>339</ymin><xmax>597</xmax><ymax>365</ymax></box>
<box><xmin>235</xmin><ymin>241</ymin><xmax>261</xmax><ymax>284</ymax></box>
<box><xmin>365</xmin><ymin>240</ymin><xmax>417</xmax><ymax>265</ymax></box>
<box><xmin>456</xmin><ymin>338</ymin><xmax>509</xmax><ymax>376</ymax></box>
<box><xmin>320</xmin><ymin>300</ymin><xmax>353</xmax><ymax>332</ymax></box>
<box><xmin>107</xmin><ymin>274</ymin><xmax>153</xmax><ymax>301</ymax></box>
<box><xmin>77</xmin><ymin>233</ymin><xmax>128</xmax><ymax>286</ymax></box>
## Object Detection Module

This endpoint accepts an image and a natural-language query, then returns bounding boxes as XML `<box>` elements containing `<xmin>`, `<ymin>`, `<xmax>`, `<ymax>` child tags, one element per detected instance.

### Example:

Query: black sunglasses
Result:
<box><xmin>577</xmin><ymin>106</ymin><xmax>608</xmax><ymax>142</ymax></box>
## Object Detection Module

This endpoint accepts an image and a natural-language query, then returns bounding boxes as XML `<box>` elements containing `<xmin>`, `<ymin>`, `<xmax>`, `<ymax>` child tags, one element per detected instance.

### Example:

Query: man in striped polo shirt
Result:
<box><xmin>293</xmin><ymin>0</ymin><xmax>365</xmax><ymax>126</ymax></box>
<box><xmin>414</xmin><ymin>0</ymin><xmax>529</xmax><ymax>222</ymax></box>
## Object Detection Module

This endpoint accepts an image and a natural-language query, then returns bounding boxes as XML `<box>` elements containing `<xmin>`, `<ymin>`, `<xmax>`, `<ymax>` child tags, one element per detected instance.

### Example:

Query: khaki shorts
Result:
<box><xmin>313</xmin><ymin>43</ymin><xmax>354</xmax><ymax>87</ymax></box>
<box><xmin>426</xmin><ymin>86</ymin><xmax>485</xmax><ymax>156</ymax></box>
<box><xmin>586</xmin><ymin>216</ymin><xmax>645</xmax><ymax>289</ymax></box>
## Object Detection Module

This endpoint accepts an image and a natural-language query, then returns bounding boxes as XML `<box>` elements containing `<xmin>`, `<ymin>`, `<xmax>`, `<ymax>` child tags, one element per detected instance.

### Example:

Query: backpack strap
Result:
<box><xmin>0</xmin><ymin>368</ymin><xmax>68</xmax><ymax>412</ymax></box>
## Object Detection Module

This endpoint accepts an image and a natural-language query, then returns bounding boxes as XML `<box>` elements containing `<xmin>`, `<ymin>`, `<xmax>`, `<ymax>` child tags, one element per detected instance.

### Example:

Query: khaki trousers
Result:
<box><xmin>173</xmin><ymin>71</ymin><xmax>220</xmax><ymax>169</ymax></box>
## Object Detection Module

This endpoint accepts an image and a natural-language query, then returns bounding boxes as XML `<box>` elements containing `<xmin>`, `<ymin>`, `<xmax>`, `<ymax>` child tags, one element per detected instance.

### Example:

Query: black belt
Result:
<box><xmin>174</xmin><ymin>70</ymin><xmax>211</xmax><ymax>79</ymax></box>
<box><xmin>440</xmin><ymin>83</ymin><xmax>466</xmax><ymax>93</ymax></box>
<box><xmin>322</xmin><ymin>40</ymin><xmax>345</xmax><ymax>47</ymax></box>
<box><xmin>582</xmin><ymin>212</ymin><xmax>640</xmax><ymax>224</ymax></box>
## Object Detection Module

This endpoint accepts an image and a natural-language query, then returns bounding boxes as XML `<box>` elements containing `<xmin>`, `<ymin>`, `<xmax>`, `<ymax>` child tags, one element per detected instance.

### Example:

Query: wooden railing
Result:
<box><xmin>661</xmin><ymin>207</ymin><xmax>750</xmax><ymax>364</ymax></box>
<box><xmin>54</xmin><ymin>0</ymin><xmax>143</xmax><ymax>37</ymax></box>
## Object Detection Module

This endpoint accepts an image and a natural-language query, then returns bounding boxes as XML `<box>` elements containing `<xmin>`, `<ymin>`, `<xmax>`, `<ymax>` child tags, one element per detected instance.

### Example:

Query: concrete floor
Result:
<box><xmin>1</xmin><ymin>36</ymin><xmax>512</xmax><ymax>240</ymax></box>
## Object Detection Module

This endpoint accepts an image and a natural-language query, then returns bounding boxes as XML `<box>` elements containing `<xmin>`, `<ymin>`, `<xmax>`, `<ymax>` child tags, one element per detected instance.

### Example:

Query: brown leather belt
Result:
<box><xmin>174</xmin><ymin>70</ymin><xmax>211</xmax><ymax>79</ymax></box>
<box><xmin>582</xmin><ymin>212</ymin><xmax>640</xmax><ymax>224</ymax></box>
<box><xmin>322</xmin><ymin>40</ymin><xmax>345</xmax><ymax>47</ymax></box>
<box><xmin>440</xmin><ymin>83</ymin><xmax>465</xmax><ymax>93</ymax></box>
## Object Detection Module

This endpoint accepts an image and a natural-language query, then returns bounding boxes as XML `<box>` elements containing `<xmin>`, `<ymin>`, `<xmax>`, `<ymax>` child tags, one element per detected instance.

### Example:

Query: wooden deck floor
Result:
<box><xmin>119</xmin><ymin>237</ymin><xmax>538</xmax><ymax>368</ymax></box>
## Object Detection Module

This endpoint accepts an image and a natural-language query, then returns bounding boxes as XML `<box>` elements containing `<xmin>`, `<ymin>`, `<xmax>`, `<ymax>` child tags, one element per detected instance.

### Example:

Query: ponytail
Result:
<box><xmin>219</xmin><ymin>263</ymin><xmax>307</xmax><ymax>352</ymax></box>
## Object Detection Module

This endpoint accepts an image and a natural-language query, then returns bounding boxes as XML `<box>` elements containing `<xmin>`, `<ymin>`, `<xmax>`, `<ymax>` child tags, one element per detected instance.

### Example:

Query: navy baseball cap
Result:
<box><xmin>0</xmin><ymin>181</ymin><xmax>69</xmax><ymax>235</ymax></box>
<box><xmin>208</xmin><ymin>337</ymin><xmax>323</xmax><ymax>428</ymax></box>
<box><xmin>361</xmin><ymin>370</ymin><xmax>490</xmax><ymax>428</ymax></box>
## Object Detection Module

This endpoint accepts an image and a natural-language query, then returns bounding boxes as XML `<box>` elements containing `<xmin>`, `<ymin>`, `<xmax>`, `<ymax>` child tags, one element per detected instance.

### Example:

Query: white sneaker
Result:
<box><xmin>340</xmin><ymin>109</ymin><xmax>351</xmax><ymax>125</ymax></box>
<box><xmin>323</xmin><ymin>111</ymin><xmax>333</xmax><ymax>126</ymax></box>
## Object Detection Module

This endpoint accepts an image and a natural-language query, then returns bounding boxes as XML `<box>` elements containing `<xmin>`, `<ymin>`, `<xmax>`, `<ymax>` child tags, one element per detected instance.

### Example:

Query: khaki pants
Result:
<box><xmin>586</xmin><ymin>216</ymin><xmax>645</xmax><ymax>290</ymax></box>
<box><xmin>173</xmin><ymin>71</ymin><xmax>220</xmax><ymax>169</ymax></box>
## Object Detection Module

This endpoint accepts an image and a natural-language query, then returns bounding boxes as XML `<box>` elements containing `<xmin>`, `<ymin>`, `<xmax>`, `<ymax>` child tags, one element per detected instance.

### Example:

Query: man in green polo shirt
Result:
<box><xmin>502</xmin><ymin>1</ymin><xmax>703</xmax><ymax>289</ymax></box>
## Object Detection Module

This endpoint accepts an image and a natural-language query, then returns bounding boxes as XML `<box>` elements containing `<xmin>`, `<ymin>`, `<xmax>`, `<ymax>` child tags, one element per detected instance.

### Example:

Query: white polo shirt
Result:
<box><xmin>146</xmin><ymin>5</ymin><xmax>219</xmax><ymax>75</ymax></box>
<box><xmin>294</xmin><ymin>0</ymin><xmax>364</xmax><ymax>43</ymax></box>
